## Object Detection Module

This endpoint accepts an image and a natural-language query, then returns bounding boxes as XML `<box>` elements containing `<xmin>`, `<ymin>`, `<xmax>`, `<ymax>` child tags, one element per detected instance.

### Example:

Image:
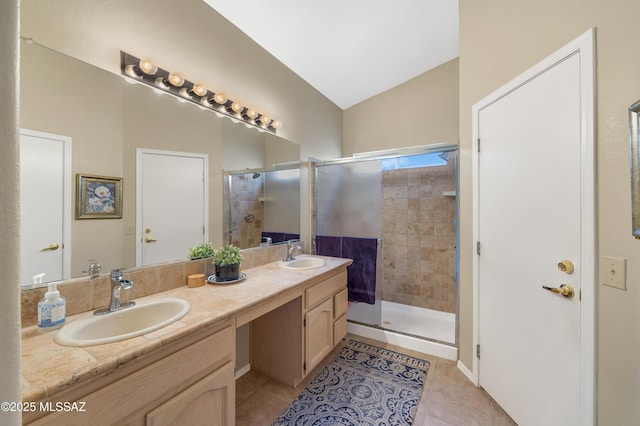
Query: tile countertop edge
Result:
<box><xmin>21</xmin><ymin>256</ymin><xmax>352</xmax><ymax>403</ymax></box>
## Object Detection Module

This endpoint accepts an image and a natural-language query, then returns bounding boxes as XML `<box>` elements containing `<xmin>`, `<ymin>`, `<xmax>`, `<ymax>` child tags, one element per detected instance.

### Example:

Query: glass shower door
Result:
<box><xmin>316</xmin><ymin>159</ymin><xmax>382</xmax><ymax>326</ymax></box>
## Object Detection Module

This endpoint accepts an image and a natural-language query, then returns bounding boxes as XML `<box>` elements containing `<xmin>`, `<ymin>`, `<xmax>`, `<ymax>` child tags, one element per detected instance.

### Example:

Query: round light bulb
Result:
<box><xmin>272</xmin><ymin>119</ymin><xmax>283</xmax><ymax>129</ymax></box>
<box><xmin>192</xmin><ymin>83</ymin><xmax>207</xmax><ymax>97</ymax></box>
<box><xmin>260</xmin><ymin>115</ymin><xmax>271</xmax><ymax>125</ymax></box>
<box><xmin>231</xmin><ymin>102</ymin><xmax>243</xmax><ymax>113</ymax></box>
<box><xmin>138</xmin><ymin>58</ymin><xmax>157</xmax><ymax>75</ymax></box>
<box><xmin>168</xmin><ymin>71</ymin><xmax>184</xmax><ymax>87</ymax></box>
<box><xmin>124</xmin><ymin>64</ymin><xmax>139</xmax><ymax>78</ymax></box>
<box><xmin>246</xmin><ymin>109</ymin><xmax>258</xmax><ymax>119</ymax></box>
<box><xmin>213</xmin><ymin>93</ymin><xmax>227</xmax><ymax>105</ymax></box>
<box><xmin>155</xmin><ymin>77</ymin><xmax>169</xmax><ymax>89</ymax></box>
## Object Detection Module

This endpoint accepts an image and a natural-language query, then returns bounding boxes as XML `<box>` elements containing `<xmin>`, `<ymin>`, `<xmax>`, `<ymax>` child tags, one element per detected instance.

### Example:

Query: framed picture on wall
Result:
<box><xmin>76</xmin><ymin>174</ymin><xmax>123</xmax><ymax>219</ymax></box>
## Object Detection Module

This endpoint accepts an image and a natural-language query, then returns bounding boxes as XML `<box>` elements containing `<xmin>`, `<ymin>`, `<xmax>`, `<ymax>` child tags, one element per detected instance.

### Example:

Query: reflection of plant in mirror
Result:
<box><xmin>187</xmin><ymin>242</ymin><xmax>214</xmax><ymax>260</ymax></box>
<box><xmin>213</xmin><ymin>245</ymin><xmax>243</xmax><ymax>266</ymax></box>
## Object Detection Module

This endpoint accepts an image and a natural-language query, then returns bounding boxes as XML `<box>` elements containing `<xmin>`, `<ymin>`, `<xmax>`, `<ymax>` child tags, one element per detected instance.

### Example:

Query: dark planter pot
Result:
<box><xmin>215</xmin><ymin>263</ymin><xmax>240</xmax><ymax>282</ymax></box>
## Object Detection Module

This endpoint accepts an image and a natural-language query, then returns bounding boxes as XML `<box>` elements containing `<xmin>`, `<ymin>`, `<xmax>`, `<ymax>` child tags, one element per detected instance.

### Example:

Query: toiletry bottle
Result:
<box><xmin>38</xmin><ymin>282</ymin><xmax>66</xmax><ymax>331</ymax></box>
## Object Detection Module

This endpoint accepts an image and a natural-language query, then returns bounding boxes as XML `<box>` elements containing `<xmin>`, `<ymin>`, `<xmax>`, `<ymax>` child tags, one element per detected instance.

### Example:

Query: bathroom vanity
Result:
<box><xmin>21</xmin><ymin>256</ymin><xmax>351</xmax><ymax>425</ymax></box>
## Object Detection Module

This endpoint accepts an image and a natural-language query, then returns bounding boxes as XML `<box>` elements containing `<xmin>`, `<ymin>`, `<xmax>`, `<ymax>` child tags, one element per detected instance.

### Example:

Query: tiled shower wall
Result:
<box><xmin>228</xmin><ymin>174</ymin><xmax>264</xmax><ymax>248</ymax></box>
<box><xmin>381</xmin><ymin>156</ymin><xmax>457</xmax><ymax>313</ymax></box>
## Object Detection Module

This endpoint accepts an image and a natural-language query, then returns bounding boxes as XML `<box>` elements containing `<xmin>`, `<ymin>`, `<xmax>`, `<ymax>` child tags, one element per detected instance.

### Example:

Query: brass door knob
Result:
<box><xmin>557</xmin><ymin>260</ymin><xmax>575</xmax><ymax>274</ymax></box>
<box><xmin>144</xmin><ymin>237</ymin><xmax>157</xmax><ymax>243</ymax></box>
<box><xmin>41</xmin><ymin>243</ymin><xmax>60</xmax><ymax>251</ymax></box>
<box><xmin>542</xmin><ymin>284</ymin><xmax>574</xmax><ymax>298</ymax></box>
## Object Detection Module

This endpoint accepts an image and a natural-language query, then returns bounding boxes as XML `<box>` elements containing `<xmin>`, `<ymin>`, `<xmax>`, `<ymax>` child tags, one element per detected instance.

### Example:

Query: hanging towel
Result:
<box><xmin>315</xmin><ymin>235</ymin><xmax>342</xmax><ymax>257</ymax></box>
<box><xmin>342</xmin><ymin>237</ymin><xmax>378</xmax><ymax>304</ymax></box>
<box><xmin>284</xmin><ymin>233</ymin><xmax>300</xmax><ymax>242</ymax></box>
<box><xmin>262</xmin><ymin>232</ymin><xmax>284</xmax><ymax>244</ymax></box>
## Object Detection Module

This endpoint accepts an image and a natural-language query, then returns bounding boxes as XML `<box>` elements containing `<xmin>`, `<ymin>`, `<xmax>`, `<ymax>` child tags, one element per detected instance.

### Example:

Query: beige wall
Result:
<box><xmin>459</xmin><ymin>0</ymin><xmax>640</xmax><ymax>423</ymax></box>
<box><xmin>20</xmin><ymin>0</ymin><xmax>343</xmax><ymax>162</ymax></box>
<box><xmin>19</xmin><ymin>0</ymin><xmax>343</xmax><ymax>275</ymax></box>
<box><xmin>0</xmin><ymin>2</ymin><xmax>22</xmax><ymax>425</ymax></box>
<box><xmin>343</xmin><ymin>58</ymin><xmax>459</xmax><ymax>156</ymax></box>
<box><xmin>21</xmin><ymin>43</ymin><xmax>226</xmax><ymax>275</ymax></box>
<box><xmin>21</xmin><ymin>41</ymin><xmax>127</xmax><ymax>276</ymax></box>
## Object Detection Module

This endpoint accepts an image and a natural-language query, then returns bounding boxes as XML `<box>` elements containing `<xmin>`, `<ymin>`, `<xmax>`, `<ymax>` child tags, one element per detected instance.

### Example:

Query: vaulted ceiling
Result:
<box><xmin>203</xmin><ymin>0</ymin><xmax>459</xmax><ymax>109</ymax></box>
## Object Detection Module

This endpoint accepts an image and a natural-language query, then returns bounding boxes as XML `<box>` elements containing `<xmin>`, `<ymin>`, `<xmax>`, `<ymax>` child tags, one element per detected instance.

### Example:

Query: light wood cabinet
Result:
<box><xmin>305</xmin><ymin>297</ymin><xmax>334</xmax><ymax>372</ymax></box>
<box><xmin>251</xmin><ymin>268</ymin><xmax>348</xmax><ymax>386</ymax></box>
<box><xmin>146</xmin><ymin>360</ymin><xmax>235</xmax><ymax>426</ymax></box>
<box><xmin>305</xmin><ymin>272</ymin><xmax>348</xmax><ymax>372</ymax></box>
<box><xmin>27</xmin><ymin>322</ymin><xmax>235</xmax><ymax>426</ymax></box>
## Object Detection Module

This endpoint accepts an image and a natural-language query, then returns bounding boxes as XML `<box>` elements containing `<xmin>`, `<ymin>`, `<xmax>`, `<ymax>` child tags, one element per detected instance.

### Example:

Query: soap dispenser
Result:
<box><xmin>37</xmin><ymin>282</ymin><xmax>66</xmax><ymax>331</ymax></box>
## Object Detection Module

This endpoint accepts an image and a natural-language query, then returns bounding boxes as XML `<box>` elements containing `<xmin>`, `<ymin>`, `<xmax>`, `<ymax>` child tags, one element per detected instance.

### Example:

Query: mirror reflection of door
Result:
<box><xmin>136</xmin><ymin>149</ymin><xmax>208</xmax><ymax>267</ymax></box>
<box><xmin>20</xmin><ymin>129</ymin><xmax>71</xmax><ymax>286</ymax></box>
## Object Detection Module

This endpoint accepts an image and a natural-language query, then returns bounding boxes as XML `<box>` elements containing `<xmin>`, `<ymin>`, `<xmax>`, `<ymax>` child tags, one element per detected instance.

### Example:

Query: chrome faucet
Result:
<box><xmin>83</xmin><ymin>260</ymin><xmax>102</xmax><ymax>279</ymax></box>
<box><xmin>285</xmin><ymin>239</ymin><xmax>303</xmax><ymax>262</ymax></box>
<box><xmin>94</xmin><ymin>269</ymin><xmax>135</xmax><ymax>315</ymax></box>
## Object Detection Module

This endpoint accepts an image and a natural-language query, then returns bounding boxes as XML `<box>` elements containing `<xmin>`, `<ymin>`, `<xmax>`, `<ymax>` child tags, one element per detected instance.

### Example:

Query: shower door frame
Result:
<box><xmin>314</xmin><ymin>143</ymin><xmax>460</xmax><ymax>344</ymax></box>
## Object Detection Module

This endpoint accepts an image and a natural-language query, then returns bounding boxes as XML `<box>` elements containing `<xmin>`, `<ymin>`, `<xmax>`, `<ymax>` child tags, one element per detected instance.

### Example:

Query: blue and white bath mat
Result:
<box><xmin>272</xmin><ymin>340</ymin><xmax>430</xmax><ymax>426</ymax></box>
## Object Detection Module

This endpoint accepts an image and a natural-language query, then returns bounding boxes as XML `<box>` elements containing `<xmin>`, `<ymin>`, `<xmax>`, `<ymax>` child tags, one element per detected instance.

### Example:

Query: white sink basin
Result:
<box><xmin>55</xmin><ymin>298</ymin><xmax>190</xmax><ymax>347</ymax></box>
<box><xmin>281</xmin><ymin>256</ymin><xmax>327</xmax><ymax>270</ymax></box>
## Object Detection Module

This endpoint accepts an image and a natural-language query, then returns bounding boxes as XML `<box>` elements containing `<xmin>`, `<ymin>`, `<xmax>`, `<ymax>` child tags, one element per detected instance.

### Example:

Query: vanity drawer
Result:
<box><xmin>334</xmin><ymin>288</ymin><xmax>348</xmax><ymax>319</ymax></box>
<box><xmin>305</xmin><ymin>271</ymin><xmax>347</xmax><ymax>309</ymax></box>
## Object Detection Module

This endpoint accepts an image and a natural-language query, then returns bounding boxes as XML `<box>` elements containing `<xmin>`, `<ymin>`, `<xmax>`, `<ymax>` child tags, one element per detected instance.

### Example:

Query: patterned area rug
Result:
<box><xmin>272</xmin><ymin>340</ymin><xmax>430</xmax><ymax>426</ymax></box>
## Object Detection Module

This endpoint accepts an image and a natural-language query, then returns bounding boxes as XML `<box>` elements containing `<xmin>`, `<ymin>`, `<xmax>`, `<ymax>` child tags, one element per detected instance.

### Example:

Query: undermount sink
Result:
<box><xmin>281</xmin><ymin>256</ymin><xmax>327</xmax><ymax>270</ymax></box>
<box><xmin>55</xmin><ymin>297</ymin><xmax>190</xmax><ymax>347</ymax></box>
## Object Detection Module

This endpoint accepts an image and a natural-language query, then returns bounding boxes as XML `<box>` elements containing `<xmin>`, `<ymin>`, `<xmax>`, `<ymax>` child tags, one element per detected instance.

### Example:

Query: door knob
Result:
<box><xmin>41</xmin><ymin>243</ymin><xmax>59</xmax><ymax>251</ymax></box>
<box><xmin>144</xmin><ymin>237</ymin><xmax>157</xmax><ymax>243</ymax></box>
<box><xmin>542</xmin><ymin>284</ymin><xmax>574</xmax><ymax>298</ymax></box>
<box><xmin>557</xmin><ymin>260</ymin><xmax>575</xmax><ymax>274</ymax></box>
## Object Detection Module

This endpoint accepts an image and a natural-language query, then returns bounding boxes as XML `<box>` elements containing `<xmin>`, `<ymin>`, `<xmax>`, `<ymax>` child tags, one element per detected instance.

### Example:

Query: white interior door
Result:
<box><xmin>19</xmin><ymin>129</ymin><xmax>71</xmax><ymax>286</ymax></box>
<box><xmin>473</xmin><ymin>31</ymin><xmax>595</xmax><ymax>425</ymax></box>
<box><xmin>137</xmin><ymin>149</ymin><xmax>208</xmax><ymax>267</ymax></box>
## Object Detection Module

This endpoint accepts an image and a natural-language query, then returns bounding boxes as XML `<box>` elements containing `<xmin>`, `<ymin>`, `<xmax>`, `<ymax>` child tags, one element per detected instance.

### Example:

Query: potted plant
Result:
<box><xmin>213</xmin><ymin>244</ymin><xmax>243</xmax><ymax>281</ymax></box>
<box><xmin>187</xmin><ymin>242</ymin><xmax>215</xmax><ymax>260</ymax></box>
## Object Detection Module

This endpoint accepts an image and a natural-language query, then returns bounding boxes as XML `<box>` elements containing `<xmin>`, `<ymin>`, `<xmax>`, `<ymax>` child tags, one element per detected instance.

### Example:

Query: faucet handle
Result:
<box><xmin>110</xmin><ymin>268</ymin><xmax>125</xmax><ymax>279</ymax></box>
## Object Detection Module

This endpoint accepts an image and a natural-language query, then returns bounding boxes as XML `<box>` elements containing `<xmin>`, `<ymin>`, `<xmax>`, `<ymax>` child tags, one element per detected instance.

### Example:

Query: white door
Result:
<box><xmin>473</xmin><ymin>31</ymin><xmax>595</xmax><ymax>425</ymax></box>
<box><xmin>20</xmin><ymin>129</ymin><xmax>71</xmax><ymax>286</ymax></box>
<box><xmin>137</xmin><ymin>149</ymin><xmax>208</xmax><ymax>266</ymax></box>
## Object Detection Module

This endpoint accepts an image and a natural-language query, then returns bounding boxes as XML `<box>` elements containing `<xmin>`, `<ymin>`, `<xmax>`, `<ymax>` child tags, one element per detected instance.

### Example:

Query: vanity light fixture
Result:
<box><xmin>120</xmin><ymin>51</ymin><xmax>281</xmax><ymax>134</ymax></box>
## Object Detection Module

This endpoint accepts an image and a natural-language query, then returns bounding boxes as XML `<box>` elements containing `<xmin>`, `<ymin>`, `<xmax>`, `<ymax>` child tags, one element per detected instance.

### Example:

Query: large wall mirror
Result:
<box><xmin>630</xmin><ymin>100</ymin><xmax>640</xmax><ymax>239</ymax></box>
<box><xmin>20</xmin><ymin>40</ymin><xmax>300</xmax><ymax>287</ymax></box>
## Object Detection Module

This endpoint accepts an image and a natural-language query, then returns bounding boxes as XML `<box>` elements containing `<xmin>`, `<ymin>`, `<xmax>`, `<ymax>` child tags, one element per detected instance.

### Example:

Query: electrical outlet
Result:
<box><xmin>600</xmin><ymin>256</ymin><xmax>627</xmax><ymax>290</ymax></box>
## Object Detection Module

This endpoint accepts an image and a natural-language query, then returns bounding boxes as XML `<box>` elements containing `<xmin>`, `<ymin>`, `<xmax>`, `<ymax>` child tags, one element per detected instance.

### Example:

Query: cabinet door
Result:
<box><xmin>305</xmin><ymin>298</ymin><xmax>333</xmax><ymax>373</ymax></box>
<box><xmin>147</xmin><ymin>361</ymin><xmax>235</xmax><ymax>426</ymax></box>
<box><xmin>334</xmin><ymin>314</ymin><xmax>347</xmax><ymax>346</ymax></box>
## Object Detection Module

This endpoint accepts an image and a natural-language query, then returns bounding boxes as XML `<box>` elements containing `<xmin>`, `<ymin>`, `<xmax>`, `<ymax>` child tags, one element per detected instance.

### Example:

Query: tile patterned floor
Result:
<box><xmin>236</xmin><ymin>335</ymin><xmax>517</xmax><ymax>426</ymax></box>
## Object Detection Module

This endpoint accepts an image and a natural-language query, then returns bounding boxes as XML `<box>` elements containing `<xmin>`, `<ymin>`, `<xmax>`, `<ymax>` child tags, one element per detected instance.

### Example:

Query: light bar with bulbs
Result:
<box><xmin>120</xmin><ymin>51</ymin><xmax>282</xmax><ymax>134</ymax></box>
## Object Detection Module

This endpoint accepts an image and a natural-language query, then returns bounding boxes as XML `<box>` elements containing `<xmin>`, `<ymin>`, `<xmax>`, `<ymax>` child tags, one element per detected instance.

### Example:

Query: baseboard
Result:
<box><xmin>347</xmin><ymin>322</ymin><xmax>457</xmax><ymax>360</ymax></box>
<box><xmin>235</xmin><ymin>363</ymin><xmax>251</xmax><ymax>379</ymax></box>
<box><xmin>456</xmin><ymin>360</ymin><xmax>477</xmax><ymax>385</ymax></box>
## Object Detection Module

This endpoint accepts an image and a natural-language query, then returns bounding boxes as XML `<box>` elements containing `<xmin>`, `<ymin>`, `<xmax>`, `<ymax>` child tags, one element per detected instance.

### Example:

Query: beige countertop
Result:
<box><xmin>21</xmin><ymin>255</ymin><xmax>352</xmax><ymax>403</ymax></box>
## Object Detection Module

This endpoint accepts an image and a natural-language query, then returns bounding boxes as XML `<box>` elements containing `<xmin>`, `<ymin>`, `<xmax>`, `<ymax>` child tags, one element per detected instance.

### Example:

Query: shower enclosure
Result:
<box><xmin>224</xmin><ymin>167</ymin><xmax>300</xmax><ymax>248</ymax></box>
<box><xmin>314</xmin><ymin>145</ymin><xmax>458</xmax><ymax>356</ymax></box>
